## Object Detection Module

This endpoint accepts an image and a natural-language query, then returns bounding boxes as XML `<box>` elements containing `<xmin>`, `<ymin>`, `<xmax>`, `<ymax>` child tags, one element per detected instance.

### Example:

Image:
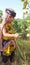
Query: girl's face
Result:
<box><xmin>7</xmin><ymin>14</ymin><xmax>14</xmax><ymax>22</ymax></box>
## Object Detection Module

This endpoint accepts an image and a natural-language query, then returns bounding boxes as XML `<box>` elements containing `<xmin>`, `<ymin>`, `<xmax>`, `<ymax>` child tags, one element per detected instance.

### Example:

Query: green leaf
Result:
<box><xmin>21</xmin><ymin>0</ymin><xmax>24</xmax><ymax>2</ymax></box>
<box><xmin>23</xmin><ymin>1</ymin><xmax>28</xmax><ymax>9</ymax></box>
<box><xmin>0</xmin><ymin>10</ymin><xmax>3</xmax><ymax>16</ymax></box>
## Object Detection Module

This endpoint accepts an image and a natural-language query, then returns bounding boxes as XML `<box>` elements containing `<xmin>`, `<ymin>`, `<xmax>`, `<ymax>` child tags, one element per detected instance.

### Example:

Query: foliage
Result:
<box><xmin>0</xmin><ymin>10</ymin><xmax>3</xmax><ymax>23</ymax></box>
<box><xmin>21</xmin><ymin>0</ymin><xmax>30</xmax><ymax>9</ymax></box>
<box><xmin>12</xmin><ymin>14</ymin><xmax>30</xmax><ymax>64</ymax></box>
<box><xmin>23</xmin><ymin>1</ymin><xmax>28</xmax><ymax>9</ymax></box>
<box><xmin>13</xmin><ymin>19</ymin><xmax>27</xmax><ymax>38</ymax></box>
<box><xmin>26</xmin><ymin>14</ymin><xmax>30</xmax><ymax>20</ymax></box>
<box><xmin>15</xmin><ymin>38</ymin><xmax>30</xmax><ymax>65</ymax></box>
<box><xmin>0</xmin><ymin>10</ymin><xmax>3</xmax><ymax>16</ymax></box>
<box><xmin>0</xmin><ymin>19</ymin><xmax>3</xmax><ymax>23</ymax></box>
<box><xmin>26</xmin><ymin>14</ymin><xmax>30</xmax><ymax>34</ymax></box>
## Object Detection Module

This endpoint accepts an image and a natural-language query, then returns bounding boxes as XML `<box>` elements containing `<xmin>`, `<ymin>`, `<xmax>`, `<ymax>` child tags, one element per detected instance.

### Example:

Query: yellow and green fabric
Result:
<box><xmin>2</xmin><ymin>22</ymin><xmax>15</xmax><ymax>55</ymax></box>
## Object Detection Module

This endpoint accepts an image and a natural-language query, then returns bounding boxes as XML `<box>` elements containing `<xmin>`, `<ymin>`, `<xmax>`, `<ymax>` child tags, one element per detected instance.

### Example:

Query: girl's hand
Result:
<box><xmin>14</xmin><ymin>33</ymin><xmax>21</xmax><ymax>38</ymax></box>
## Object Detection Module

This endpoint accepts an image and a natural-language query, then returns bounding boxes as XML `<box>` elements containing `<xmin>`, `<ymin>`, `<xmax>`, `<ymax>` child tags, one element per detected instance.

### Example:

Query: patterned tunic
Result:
<box><xmin>2</xmin><ymin>22</ymin><xmax>15</xmax><ymax>55</ymax></box>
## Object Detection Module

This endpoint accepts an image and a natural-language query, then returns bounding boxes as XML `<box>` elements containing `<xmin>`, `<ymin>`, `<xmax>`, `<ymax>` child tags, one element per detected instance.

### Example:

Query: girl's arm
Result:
<box><xmin>3</xmin><ymin>26</ymin><xmax>21</xmax><ymax>38</ymax></box>
<box><xmin>3</xmin><ymin>27</ymin><xmax>15</xmax><ymax>38</ymax></box>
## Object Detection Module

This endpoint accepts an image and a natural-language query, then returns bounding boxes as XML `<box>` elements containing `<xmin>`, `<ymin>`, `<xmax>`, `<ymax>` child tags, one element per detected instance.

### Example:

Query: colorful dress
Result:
<box><xmin>2</xmin><ymin>22</ymin><xmax>16</xmax><ymax>55</ymax></box>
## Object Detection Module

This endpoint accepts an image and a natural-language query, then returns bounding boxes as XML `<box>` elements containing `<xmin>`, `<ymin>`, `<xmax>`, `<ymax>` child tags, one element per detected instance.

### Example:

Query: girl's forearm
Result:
<box><xmin>3</xmin><ymin>33</ymin><xmax>15</xmax><ymax>38</ymax></box>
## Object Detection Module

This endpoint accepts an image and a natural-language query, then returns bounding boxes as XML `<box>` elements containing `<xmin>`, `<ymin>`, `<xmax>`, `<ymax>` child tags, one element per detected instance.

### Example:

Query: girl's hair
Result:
<box><xmin>5</xmin><ymin>8</ymin><xmax>16</xmax><ymax>17</ymax></box>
